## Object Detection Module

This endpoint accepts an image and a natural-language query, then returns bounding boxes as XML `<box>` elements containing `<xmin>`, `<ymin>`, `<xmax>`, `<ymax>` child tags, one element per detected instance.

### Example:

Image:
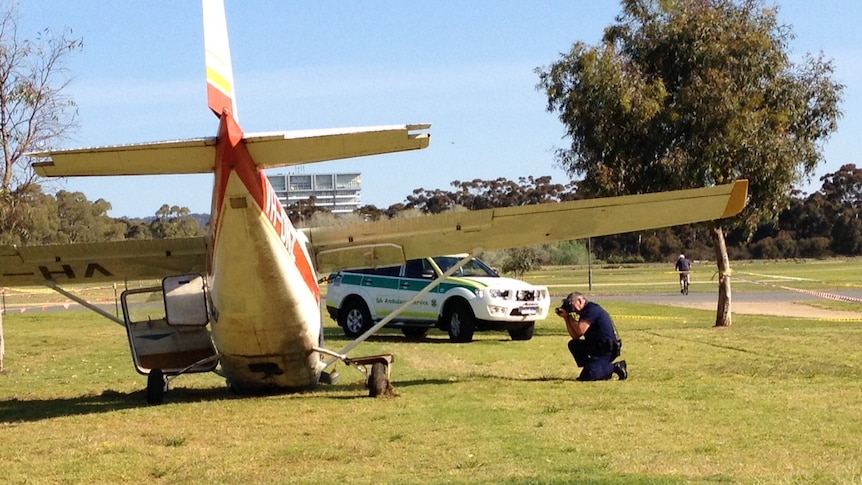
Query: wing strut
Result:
<box><xmin>319</xmin><ymin>253</ymin><xmax>475</xmax><ymax>368</ymax></box>
<box><xmin>43</xmin><ymin>280</ymin><xmax>126</xmax><ymax>326</ymax></box>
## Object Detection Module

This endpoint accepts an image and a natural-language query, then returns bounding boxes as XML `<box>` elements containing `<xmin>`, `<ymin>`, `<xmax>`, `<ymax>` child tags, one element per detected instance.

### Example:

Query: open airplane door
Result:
<box><xmin>120</xmin><ymin>274</ymin><xmax>218</xmax><ymax>404</ymax></box>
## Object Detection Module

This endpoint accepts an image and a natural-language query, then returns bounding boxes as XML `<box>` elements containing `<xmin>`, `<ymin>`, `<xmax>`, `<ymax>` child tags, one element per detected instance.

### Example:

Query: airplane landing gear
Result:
<box><xmin>367</xmin><ymin>362</ymin><xmax>393</xmax><ymax>397</ymax></box>
<box><xmin>314</xmin><ymin>347</ymin><xmax>395</xmax><ymax>397</ymax></box>
<box><xmin>146</xmin><ymin>369</ymin><xmax>166</xmax><ymax>405</ymax></box>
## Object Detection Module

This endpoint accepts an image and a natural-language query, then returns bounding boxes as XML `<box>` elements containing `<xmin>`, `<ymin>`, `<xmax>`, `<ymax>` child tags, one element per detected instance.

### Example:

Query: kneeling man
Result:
<box><xmin>556</xmin><ymin>292</ymin><xmax>627</xmax><ymax>381</ymax></box>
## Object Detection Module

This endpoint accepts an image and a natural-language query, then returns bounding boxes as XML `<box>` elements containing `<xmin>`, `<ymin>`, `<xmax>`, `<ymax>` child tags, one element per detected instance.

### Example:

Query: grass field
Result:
<box><xmin>1</xmin><ymin>259</ymin><xmax>861</xmax><ymax>484</ymax></box>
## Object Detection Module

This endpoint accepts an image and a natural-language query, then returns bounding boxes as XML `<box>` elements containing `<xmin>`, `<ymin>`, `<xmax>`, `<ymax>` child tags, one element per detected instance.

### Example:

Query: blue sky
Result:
<box><xmin>18</xmin><ymin>1</ymin><xmax>862</xmax><ymax>218</ymax></box>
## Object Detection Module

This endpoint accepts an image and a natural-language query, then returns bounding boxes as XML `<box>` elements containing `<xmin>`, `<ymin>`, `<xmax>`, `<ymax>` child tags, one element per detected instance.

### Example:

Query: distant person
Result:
<box><xmin>675</xmin><ymin>254</ymin><xmax>692</xmax><ymax>294</ymax></box>
<box><xmin>556</xmin><ymin>292</ymin><xmax>627</xmax><ymax>381</ymax></box>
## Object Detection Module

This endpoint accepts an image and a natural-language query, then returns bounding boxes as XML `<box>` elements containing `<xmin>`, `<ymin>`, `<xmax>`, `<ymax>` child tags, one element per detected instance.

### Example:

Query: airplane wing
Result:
<box><xmin>305</xmin><ymin>180</ymin><xmax>748</xmax><ymax>273</ymax></box>
<box><xmin>29</xmin><ymin>124</ymin><xmax>430</xmax><ymax>177</ymax></box>
<box><xmin>0</xmin><ymin>237</ymin><xmax>208</xmax><ymax>287</ymax></box>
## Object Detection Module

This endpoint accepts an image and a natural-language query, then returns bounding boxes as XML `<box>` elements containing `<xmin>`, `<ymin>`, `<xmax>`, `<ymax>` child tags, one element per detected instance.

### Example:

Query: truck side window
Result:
<box><xmin>403</xmin><ymin>259</ymin><xmax>425</xmax><ymax>279</ymax></box>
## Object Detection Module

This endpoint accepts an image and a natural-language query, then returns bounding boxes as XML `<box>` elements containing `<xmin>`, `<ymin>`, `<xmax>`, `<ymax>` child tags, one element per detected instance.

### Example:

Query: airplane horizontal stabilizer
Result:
<box><xmin>30</xmin><ymin>139</ymin><xmax>217</xmax><ymax>177</ymax></box>
<box><xmin>28</xmin><ymin>124</ymin><xmax>430</xmax><ymax>177</ymax></box>
<box><xmin>245</xmin><ymin>124</ymin><xmax>431</xmax><ymax>169</ymax></box>
<box><xmin>0</xmin><ymin>237</ymin><xmax>208</xmax><ymax>287</ymax></box>
<box><xmin>306</xmin><ymin>180</ymin><xmax>748</xmax><ymax>273</ymax></box>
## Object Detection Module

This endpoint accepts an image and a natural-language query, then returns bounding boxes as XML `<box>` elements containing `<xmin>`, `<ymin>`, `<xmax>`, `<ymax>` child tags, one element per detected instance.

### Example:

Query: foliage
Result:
<box><xmin>537</xmin><ymin>0</ymin><xmax>843</xmax><ymax>225</ymax></box>
<box><xmin>500</xmin><ymin>246</ymin><xmax>538</xmax><ymax>276</ymax></box>
<box><xmin>0</xmin><ymin>181</ymin><xmax>59</xmax><ymax>244</ymax></box>
<box><xmin>536</xmin><ymin>0</ymin><xmax>843</xmax><ymax>326</ymax></box>
<box><xmin>547</xmin><ymin>240</ymin><xmax>590</xmax><ymax>265</ymax></box>
<box><xmin>148</xmin><ymin>204</ymin><xmax>204</xmax><ymax>238</ymax></box>
<box><xmin>3</xmin><ymin>262</ymin><xmax>862</xmax><ymax>483</ymax></box>
<box><xmin>54</xmin><ymin>190</ymin><xmax>126</xmax><ymax>242</ymax></box>
<box><xmin>286</xmin><ymin>195</ymin><xmax>332</xmax><ymax>225</ymax></box>
<box><xmin>405</xmin><ymin>175</ymin><xmax>577</xmax><ymax>214</ymax></box>
<box><xmin>0</xmin><ymin>4</ymin><xmax>81</xmax><ymax>243</ymax></box>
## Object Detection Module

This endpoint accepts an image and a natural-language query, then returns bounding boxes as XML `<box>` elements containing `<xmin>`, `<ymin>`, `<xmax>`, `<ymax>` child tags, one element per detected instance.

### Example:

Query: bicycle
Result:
<box><xmin>679</xmin><ymin>272</ymin><xmax>690</xmax><ymax>295</ymax></box>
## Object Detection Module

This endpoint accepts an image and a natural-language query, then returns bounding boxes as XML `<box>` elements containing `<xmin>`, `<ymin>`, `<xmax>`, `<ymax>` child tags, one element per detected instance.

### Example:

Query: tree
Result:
<box><xmin>150</xmin><ymin>204</ymin><xmax>204</xmax><ymax>238</ymax></box>
<box><xmin>405</xmin><ymin>176</ymin><xmax>579</xmax><ymax>214</ymax></box>
<box><xmin>285</xmin><ymin>197</ymin><xmax>331</xmax><ymax>226</ymax></box>
<box><xmin>0</xmin><ymin>3</ymin><xmax>81</xmax><ymax>373</ymax></box>
<box><xmin>56</xmin><ymin>190</ymin><xmax>126</xmax><ymax>242</ymax></box>
<box><xmin>501</xmin><ymin>247</ymin><xmax>539</xmax><ymax>277</ymax></box>
<box><xmin>537</xmin><ymin>0</ymin><xmax>843</xmax><ymax>326</ymax></box>
<box><xmin>0</xmin><ymin>3</ymin><xmax>81</xmax><ymax>210</ymax></box>
<box><xmin>816</xmin><ymin>164</ymin><xmax>862</xmax><ymax>255</ymax></box>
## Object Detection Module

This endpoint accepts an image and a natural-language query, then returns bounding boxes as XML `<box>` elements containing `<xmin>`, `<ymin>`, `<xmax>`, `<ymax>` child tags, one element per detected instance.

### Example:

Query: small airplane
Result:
<box><xmin>0</xmin><ymin>0</ymin><xmax>748</xmax><ymax>404</ymax></box>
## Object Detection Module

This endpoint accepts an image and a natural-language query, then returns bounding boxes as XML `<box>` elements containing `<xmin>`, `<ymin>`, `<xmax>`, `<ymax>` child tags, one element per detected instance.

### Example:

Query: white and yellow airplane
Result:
<box><xmin>0</xmin><ymin>0</ymin><xmax>748</xmax><ymax>404</ymax></box>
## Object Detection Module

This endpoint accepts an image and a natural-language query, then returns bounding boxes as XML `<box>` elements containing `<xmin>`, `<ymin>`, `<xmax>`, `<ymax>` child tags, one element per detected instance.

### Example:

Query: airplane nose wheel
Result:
<box><xmin>367</xmin><ymin>361</ymin><xmax>393</xmax><ymax>397</ymax></box>
<box><xmin>314</xmin><ymin>348</ymin><xmax>395</xmax><ymax>397</ymax></box>
<box><xmin>146</xmin><ymin>369</ymin><xmax>166</xmax><ymax>405</ymax></box>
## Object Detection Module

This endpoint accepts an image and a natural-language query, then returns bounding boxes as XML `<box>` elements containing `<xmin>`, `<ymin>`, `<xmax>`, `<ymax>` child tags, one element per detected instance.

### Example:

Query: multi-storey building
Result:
<box><xmin>267</xmin><ymin>172</ymin><xmax>361</xmax><ymax>214</ymax></box>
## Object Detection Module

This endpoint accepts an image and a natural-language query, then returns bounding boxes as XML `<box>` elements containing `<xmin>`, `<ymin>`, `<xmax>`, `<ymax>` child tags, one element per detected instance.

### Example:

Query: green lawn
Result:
<box><xmin>1</xmin><ymin>259</ymin><xmax>861</xmax><ymax>484</ymax></box>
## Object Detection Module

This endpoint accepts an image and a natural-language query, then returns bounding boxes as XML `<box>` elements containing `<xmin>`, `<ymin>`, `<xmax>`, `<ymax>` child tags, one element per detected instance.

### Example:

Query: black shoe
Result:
<box><xmin>680</xmin><ymin>288</ymin><xmax>684</xmax><ymax>294</ymax></box>
<box><xmin>613</xmin><ymin>360</ymin><xmax>628</xmax><ymax>380</ymax></box>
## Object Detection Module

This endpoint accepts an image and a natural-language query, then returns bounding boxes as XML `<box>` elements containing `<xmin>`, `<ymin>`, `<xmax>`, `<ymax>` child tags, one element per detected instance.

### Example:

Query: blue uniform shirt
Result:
<box><xmin>580</xmin><ymin>301</ymin><xmax>617</xmax><ymax>344</ymax></box>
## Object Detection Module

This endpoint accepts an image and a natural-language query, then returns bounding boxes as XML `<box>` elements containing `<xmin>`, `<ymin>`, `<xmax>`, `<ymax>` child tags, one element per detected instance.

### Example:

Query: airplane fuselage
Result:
<box><xmin>207</xmin><ymin>114</ymin><xmax>323</xmax><ymax>390</ymax></box>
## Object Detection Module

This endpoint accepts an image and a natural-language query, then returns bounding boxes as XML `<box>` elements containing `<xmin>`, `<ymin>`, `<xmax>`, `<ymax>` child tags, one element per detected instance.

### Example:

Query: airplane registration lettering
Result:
<box><xmin>37</xmin><ymin>263</ymin><xmax>113</xmax><ymax>280</ymax></box>
<box><xmin>262</xmin><ymin>176</ymin><xmax>294</xmax><ymax>252</ymax></box>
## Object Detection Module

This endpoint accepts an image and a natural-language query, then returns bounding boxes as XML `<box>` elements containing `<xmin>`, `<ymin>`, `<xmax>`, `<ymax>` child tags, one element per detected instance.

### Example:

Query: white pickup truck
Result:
<box><xmin>325</xmin><ymin>255</ymin><xmax>550</xmax><ymax>342</ymax></box>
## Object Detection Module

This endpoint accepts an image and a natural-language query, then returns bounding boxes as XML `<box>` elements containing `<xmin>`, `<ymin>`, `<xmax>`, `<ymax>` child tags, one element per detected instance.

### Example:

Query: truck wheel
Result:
<box><xmin>339</xmin><ymin>299</ymin><xmax>372</xmax><ymax>338</ymax></box>
<box><xmin>446</xmin><ymin>300</ymin><xmax>475</xmax><ymax>343</ymax></box>
<box><xmin>508</xmin><ymin>322</ymin><xmax>535</xmax><ymax>341</ymax></box>
<box><xmin>401</xmin><ymin>327</ymin><xmax>429</xmax><ymax>340</ymax></box>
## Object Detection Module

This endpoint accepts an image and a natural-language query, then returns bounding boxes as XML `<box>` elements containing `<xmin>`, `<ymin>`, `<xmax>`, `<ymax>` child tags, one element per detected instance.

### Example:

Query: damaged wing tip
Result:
<box><xmin>721</xmin><ymin>179</ymin><xmax>749</xmax><ymax>218</ymax></box>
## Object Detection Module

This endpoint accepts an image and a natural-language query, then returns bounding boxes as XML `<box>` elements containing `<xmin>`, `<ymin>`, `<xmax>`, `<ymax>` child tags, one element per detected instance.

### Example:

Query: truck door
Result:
<box><xmin>397</xmin><ymin>258</ymin><xmax>440</xmax><ymax>321</ymax></box>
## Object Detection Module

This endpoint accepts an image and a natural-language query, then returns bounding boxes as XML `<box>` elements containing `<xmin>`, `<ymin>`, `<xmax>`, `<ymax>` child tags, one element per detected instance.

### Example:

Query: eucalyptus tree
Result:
<box><xmin>0</xmin><ymin>3</ymin><xmax>81</xmax><ymax>372</ymax></box>
<box><xmin>537</xmin><ymin>0</ymin><xmax>843</xmax><ymax>326</ymax></box>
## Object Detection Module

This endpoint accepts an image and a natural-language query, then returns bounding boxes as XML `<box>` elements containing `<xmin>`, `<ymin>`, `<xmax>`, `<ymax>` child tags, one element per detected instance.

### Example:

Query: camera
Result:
<box><xmin>555</xmin><ymin>298</ymin><xmax>576</xmax><ymax>315</ymax></box>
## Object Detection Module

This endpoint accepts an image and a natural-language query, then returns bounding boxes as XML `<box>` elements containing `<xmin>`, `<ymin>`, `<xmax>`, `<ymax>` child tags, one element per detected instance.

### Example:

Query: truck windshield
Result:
<box><xmin>432</xmin><ymin>256</ymin><xmax>498</xmax><ymax>277</ymax></box>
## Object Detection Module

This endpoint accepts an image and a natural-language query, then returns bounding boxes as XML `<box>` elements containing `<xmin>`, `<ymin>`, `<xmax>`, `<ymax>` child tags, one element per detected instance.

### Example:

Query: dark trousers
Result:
<box><xmin>568</xmin><ymin>339</ymin><xmax>614</xmax><ymax>381</ymax></box>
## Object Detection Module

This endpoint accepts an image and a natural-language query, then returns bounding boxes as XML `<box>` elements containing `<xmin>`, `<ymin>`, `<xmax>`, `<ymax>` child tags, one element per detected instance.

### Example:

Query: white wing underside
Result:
<box><xmin>29</xmin><ymin>124</ymin><xmax>431</xmax><ymax>177</ymax></box>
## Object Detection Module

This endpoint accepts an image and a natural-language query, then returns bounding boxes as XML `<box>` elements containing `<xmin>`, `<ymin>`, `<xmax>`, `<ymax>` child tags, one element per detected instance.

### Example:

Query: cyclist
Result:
<box><xmin>675</xmin><ymin>254</ymin><xmax>691</xmax><ymax>295</ymax></box>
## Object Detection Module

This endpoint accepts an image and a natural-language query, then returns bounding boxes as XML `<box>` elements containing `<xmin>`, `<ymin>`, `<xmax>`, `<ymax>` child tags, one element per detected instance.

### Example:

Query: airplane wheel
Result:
<box><xmin>446</xmin><ymin>300</ymin><xmax>475</xmax><ymax>343</ymax></box>
<box><xmin>319</xmin><ymin>371</ymin><xmax>340</xmax><ymax>385</ymax></box>
<box><xmin>367</xmin><ymin>362</ymin><xmax>391</xmax><ymax>397</ymax></box>
<box><xmin>146</xmin><ymin>369</ymin><xmax>165</xmax><ymax>405</ymax></box>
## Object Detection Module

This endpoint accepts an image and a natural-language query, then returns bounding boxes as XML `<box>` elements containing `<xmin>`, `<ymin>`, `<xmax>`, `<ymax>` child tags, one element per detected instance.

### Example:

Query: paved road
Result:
<box><xmin>596</xmin><ymin>289</ymin><xmax>862</xmax><ymax>305</ymax></box>
<box><xmin>589</xmin><ymin>289</ymin><xmax>862</xmax><ymax>319</ymax></box>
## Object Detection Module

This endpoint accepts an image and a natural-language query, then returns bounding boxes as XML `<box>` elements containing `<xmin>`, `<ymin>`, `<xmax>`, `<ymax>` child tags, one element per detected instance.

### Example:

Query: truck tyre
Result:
<box><xmin>339</xmin><ymin>298</ymin><xmax>373</xmax><ymax>338</ymax></box>
<box><xmin>401</xmin><ymin>327</ymin><xmax>429</xmax><ymax>340</ymax></box>
<box><xmin>445</xmin><ymin>300</ymin><xmax>476</xmax><ymax>343</ymax></box>
<box><xmin>508</xmin><ymin>322</ymin><xmax>535</xmax><ymax>341</ymax></box>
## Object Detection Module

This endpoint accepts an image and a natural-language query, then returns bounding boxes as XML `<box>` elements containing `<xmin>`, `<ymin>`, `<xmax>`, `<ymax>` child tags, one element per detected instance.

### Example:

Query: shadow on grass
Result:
<box><xmin>0</xmin><ymin>387</ymin><xmax>234</xmax><ymax>423</ymax></box>
<box><xmin>0</xmin><ymin>376</ymin><xmax>459</xmax><ymax>422</ymax></box>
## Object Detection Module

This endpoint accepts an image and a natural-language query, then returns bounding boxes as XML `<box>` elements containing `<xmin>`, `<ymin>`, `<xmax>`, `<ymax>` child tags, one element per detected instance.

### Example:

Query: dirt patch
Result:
<box><xmin>660</xmin><ymin>300</ymin><xmax>862</xmax><ymax>320</ymax></box>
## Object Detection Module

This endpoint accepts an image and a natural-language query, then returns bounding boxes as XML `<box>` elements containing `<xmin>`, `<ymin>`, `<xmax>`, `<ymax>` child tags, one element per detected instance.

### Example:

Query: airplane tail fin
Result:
<box><xmin>203</xmin><ymin>0</ymin><xmax>238</xmax><ymax>120</ymax></box>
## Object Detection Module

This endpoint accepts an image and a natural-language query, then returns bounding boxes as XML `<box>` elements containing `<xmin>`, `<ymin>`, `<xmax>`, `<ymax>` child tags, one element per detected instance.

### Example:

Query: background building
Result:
<box><xmin>267</xmin><ymin>172</ymin><xmax>361</xmax><ymax>214</ymax></box>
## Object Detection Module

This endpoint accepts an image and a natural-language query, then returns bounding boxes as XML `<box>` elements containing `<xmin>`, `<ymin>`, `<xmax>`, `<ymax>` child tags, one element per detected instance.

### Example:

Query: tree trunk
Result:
<box><xmin>711</xmin><ymin>224</ymin><xmax>732</xmax><ymax>327</ymax></box>
<box><xmin>0</xmin><ymin>296</ymin><xmax>5</xmax><ymax>373</ymax></box>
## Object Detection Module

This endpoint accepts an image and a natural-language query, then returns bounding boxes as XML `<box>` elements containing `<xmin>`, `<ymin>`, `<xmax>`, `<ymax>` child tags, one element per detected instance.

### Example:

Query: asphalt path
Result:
<box><xmin>7</xmin><ymin>287</ymin><xmax>862</xmax><ymax>319</ymax></box>
<box><xmin>595</xmin><ymin>289</ymin><xmax>862</xmax><ymax>305</ymax></box>
<box><xmin>590</xmin><ymin>288</ymin><xmax>862</xmax><ymax>320</ymax></box>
